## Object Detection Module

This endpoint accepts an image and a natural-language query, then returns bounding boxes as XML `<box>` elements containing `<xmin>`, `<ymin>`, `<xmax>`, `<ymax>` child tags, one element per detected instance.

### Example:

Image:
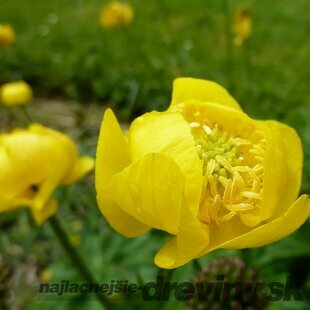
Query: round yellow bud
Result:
<box><xmin>0</xmin><ymin>24</ymin><xmax>15</xmax><ymax>48</ymax></box>
<box><xmin>0</xmin><ymin>81</ymin><xmax>33</xmax><ymax>106</ymax></box>
<box><xmin>99</xmin><ymin>1</ymin><xmax>133</xmax><ymax>29</ymax></box>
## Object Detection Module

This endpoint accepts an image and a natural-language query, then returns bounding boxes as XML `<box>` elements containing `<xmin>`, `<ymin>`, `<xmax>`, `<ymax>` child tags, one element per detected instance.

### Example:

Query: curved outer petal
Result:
<box><xmin>265</xmin><ymin>121</ymin><xmax>303</xmax><ymax>219</ymax></box>
<box><xmin>31</xmin><ymin>197</ymin><xmax>58</xmax><ymax>225</ymax></box>
<box><xmin>240</xmin><ymin>120</ymin><xmax>288</xmax><ymax>226</ymax></box>
<box><xmin>0</xmin><ymin>195</ymin><xmax>32</xmax><ymax>212</ymax></box>
<box><xmin>62</xmin><ymin>156</ymin><xmax>95</xmax><ymax>185</ymax></box>
<box><xmin>202</xmin><ymin>195</ymin><xmax>310</xmax><ymax>254</ymax></box>
<box><xmin>95</xmin><ymin>109</ymin><xmax>149</xmax><ymax>237</ymax></box>
<box><xmin>129</xmin><ymin>111</ymin><xmax>203</xmax><ymax>215</ymax></box>
<box><xmin>154</xmin><ymin>203</ymin><xmax>210</xmax><ymax>269</ymax></box>
<box><xmin>110</xmin><ymin>153</ymin><xmax>183</xmax><ymax>234</ymax></box>
<box><xmin>169</xmin><ymin>77</ymin><xmax>242</xmax><ymax>111</ymax></box>
<box><xmin>174</xmin><ymin>100</ymin><xmax>254</xmax><ymax>137</ymax></box>
<box><xmin>242</xmin><ymin>120</ymin><xmax>303</xmax><ymax>226</ymax></box>
<box><xmin>32</xmin><ymin>179</ymin><xmax>61</xmax><ymax>211</ymax></box>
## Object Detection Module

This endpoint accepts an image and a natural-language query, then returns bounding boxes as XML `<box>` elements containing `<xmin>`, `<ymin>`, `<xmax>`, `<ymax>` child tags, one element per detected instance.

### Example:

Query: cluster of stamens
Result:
<box><xmin>190</xmin><ymin>119</ymin><xmax>266</xmax><ymax>226</ymax></box>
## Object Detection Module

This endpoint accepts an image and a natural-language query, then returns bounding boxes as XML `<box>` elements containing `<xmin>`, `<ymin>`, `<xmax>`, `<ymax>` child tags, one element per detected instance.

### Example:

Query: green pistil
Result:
<box><xmin>193</xmin><ymin>126</ymin><xmax>240</xmax><ymax>176</ymax></box>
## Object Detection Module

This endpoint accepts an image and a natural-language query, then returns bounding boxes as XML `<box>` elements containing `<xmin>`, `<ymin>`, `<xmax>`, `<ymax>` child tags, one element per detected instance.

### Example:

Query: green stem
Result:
<box><xmin>3</xmin><ymin>105</ymin><xmax>15</xmax><ymax>129</ymax></box>
<box><xmin>48</xmin><ymin>215</ymin><xmax>110</xmax><ymax>308</ymax></box>
<box><xmin>222</xmin><ymin>0</ymin><xmax>234</xmax><ymax>92</ymax></box>
<box><xmin>20</xmin><ymin>106</ymin><xmax>33</xmax><ymax>124</ymax></box>
<box><xmin>243</xmin><ymin>39</ymin><xmax>253</xmax><ymax>108</ymax></box>
<box><xmin>157</xmin><ymin>268</ymin><xmax>175</xmax><ymax>309</ymax></box>
<box><xmin>192</xmin><ymin>259</ymin><xmax>202</xmax><ymax>272</ymax></box>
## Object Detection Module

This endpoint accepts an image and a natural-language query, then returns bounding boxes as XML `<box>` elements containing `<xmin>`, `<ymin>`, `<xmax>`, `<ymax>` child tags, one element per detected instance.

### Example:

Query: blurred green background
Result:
<box><xmin>0</xmin><ymin>0</ymin><xmax>309</xmax><ymax>309</ymax></box>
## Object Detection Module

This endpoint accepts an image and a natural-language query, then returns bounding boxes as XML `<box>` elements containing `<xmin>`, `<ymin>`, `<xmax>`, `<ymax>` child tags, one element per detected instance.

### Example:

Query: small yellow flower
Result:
<box><xmin>0</xmin><ymin>24</ymin><xmax>15</xmax><ymax>48</ymax></box>
<box><xmin>233</xmin><ymin>8</ymin><xmax>252</xmax><ymax>47</ymax></box>
<box><xmin>99</xmin><ymin>1</ymin><xmax>133</xmax><ymax>29</ymax></box>
<box><xmin>70</xmin><ymin>234</ymin><xmax>82</xmax><ymax>247</ymax></box>
<box><xmin>0</xmin><ymin>124</ymin><xmax>94</xmax><ymax>224</ymax></box>
<box><xmin>39</xmin><ymin>268</ymin><xmax>53</xmax><ymax>282</ymax></box>
<box><xmin>0</xmin><ymin>81</ymin><xmax>33</xmax><ymax>107</ymax></box>
<box><xmin>96</xmin><ymin>77</ymin><xmax>310</xmax><ymax>269</ymax></box>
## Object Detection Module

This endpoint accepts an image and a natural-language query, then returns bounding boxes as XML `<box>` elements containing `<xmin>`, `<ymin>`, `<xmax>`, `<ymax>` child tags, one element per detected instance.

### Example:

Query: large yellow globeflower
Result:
<box><xmin>0</xmin><ymin>24</ymin><xmax>15</xmax><ymax>48</ymax></box>
<box><xmin>96</xmin><ymin>78</ymin><xmax>310</xmax><ymax>269</ymax></box>
<box><xmin>99</xmin><ymin>1</ymin><xmax>133</xmax><ymax>29</ymax></box>
<box><xmin>0</xmin><ymin>124</ymin><xmax>94</xmax><ymax>225</ymax></box>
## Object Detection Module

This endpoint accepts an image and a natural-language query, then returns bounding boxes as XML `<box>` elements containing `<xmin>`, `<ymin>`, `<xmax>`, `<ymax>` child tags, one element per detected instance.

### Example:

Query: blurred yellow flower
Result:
<box><xmin>39</xmin><ymin>268</ymin><xmax>53</xmax><ymax>282</ymax></box>
<box><xmin>0</xmin><ymin>24</ymin><xmax>15</xmax><ymax>48</ymax></box>
<box><xmin>233</xmin><ymin>8</ymin><xmax>252</xmax><ymax>47</ymax></box>
<box><xmin>70</xmin><ymin>234</ymin><xmax>82</xmax><ymax>247</ymax></box>
<box><xmin>99</xmin><ymin>1</ymin><xmax>133</xmax><ymax>29</ymax></box>
<box><xmin>96</xmin><ymin>77</ymin><xmax>310</xmax><ymax>269</ymax></box>
<box><xmin>0</xmin><ymin>81</ymin><xmax>33</xmax><ymax>107</ymax></box>
<box><xmin>0</xmin><ymin>124</ymin><xmax>94</xmax><ymax>224</ymax></box>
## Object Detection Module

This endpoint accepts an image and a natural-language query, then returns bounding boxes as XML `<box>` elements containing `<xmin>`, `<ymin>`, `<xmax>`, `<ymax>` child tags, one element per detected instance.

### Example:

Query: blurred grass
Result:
<box><xmin>0</xmin><ymin>0</ymin><xmax>310</xmax><ymax>309</ymax></box>
<box><xmin>0</xmin><ymin>0</ymin><xmax>309</xmax><ymax>113</ymax></box>
<box><xmin>0</xmin><ymin>0</ymin><xmax>309</xmax><ymax>189</ymax></box>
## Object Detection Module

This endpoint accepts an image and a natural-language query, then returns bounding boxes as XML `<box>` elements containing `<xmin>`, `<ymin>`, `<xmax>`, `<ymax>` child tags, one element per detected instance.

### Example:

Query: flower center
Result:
<box><xmin>190</xmin><ymin>120</ymin><xmax>266</xmax><ymax>226</ymax></box>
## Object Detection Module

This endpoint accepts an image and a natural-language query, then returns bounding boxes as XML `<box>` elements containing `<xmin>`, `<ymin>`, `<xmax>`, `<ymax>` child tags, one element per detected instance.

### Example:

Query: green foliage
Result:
<box><xmin>0</xmin><ymin>0</ymin><xmax>309</xmax><ymax>309</ymax></box>
<box><xmin>0</xmin><ymin>0</ymin><xmax>309</xmax><ymax>115</ymax></box>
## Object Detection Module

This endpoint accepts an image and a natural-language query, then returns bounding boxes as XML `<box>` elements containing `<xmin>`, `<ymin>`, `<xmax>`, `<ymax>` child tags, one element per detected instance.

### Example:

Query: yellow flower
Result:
<box><xmin>95</xmin><ymin>77</ymin><xmax>310</xmax><ymax>269</ymax></box>
<box><xmin>39</xmin><ymin>268</ymin><xmax>53</xmax><ymax>282</ymax></box>
<box><xmin>0</xmin><ymin>124</ymin><xmax>94</xmax><ymax>224</ymax></box>
<box><xmin>70</xmin><ymin>234</ymin><xmax>82</xmax><ymax>247</ymax></box>
<box><xmin>99</xmin><ymin>1</ymin><xmax>133</xmax><ymax>29</ymax></box>
<box><xmin>0</xmin><ymin>24</ymin><xmax>15</xmax><ymax>48</ymax></box>
<box><xmin>233</xmin><ymin>8</ymin><xmax>252</xmax><ymax>47</ymax></box>
<box><xmin>1</xmin><ymin>81</ymin><xmax>33</xmax><ymax>107</ymax></box>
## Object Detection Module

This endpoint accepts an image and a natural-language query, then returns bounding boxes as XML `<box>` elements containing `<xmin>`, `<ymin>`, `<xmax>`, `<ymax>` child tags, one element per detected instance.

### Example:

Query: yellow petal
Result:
<box><xmin>176</xmin><ymin>100</ymin><xmax>256</xmax><ymax>144</ymax></box>
<box><xmin>242</xmin><ymin>120</ymin><xmax>302</xmax><ymax>226</ymax></box>
<box><xmin>96</xmin><ymin>109</ymin><xmax>149</xmax><ymax>237</ymax></box>
<box><xmin>129</xmin><ymin>111</ymin><xmax>203</xmax><ymax>215</ymax></box>
<box><xmin>96</xmin><ymin>109</ymin><xmax>130</xmax><ymax>193</ymax></box>
<box><xmin>204</xmin><ymin>195</ymin><xmax>310</xmax><ymax>253</ymax></box>
<box><xmin>31</xmin><ymin>197</ymin><xmax>58</xmax><ymax>225</ymax></box>
<box><xmin>0</xmin><ymin>195</ymin><xmax>32</xmax><ymax>212</ymax></box>
<box><xmin>62</xmin><ymin>156</ymin><xmax>94</xmax><ymax>184</ymax></box>
<box><xmin>110</xmin><ymin>153</ymin><xmax>184</xmax><ymax>234</ymax></box>
<box><xmin>169</xmin><ymin>77</ymin><xmax>242</xmax><ymax>111</ymax></box>
<box><xmin>32</xmin><ymin>180</ymin><xmax>59</xmax><ymax>212</ymax></box>
<box><xmin>100</xmin><ymin>193</ymin><xmax>150</xmax><ymax>237</ymax></box>
<box><xmin>269</xmin><ymin>122</ymin><xmax>303</xmax><ymax>219</ymax></box>
<box><xmin>154</xmin><ymin>199</ymin><xmax>210</xmax><ymax>269</ymax></box>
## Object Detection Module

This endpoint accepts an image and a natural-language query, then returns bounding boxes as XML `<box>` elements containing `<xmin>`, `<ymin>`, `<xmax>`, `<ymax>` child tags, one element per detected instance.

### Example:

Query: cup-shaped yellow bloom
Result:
<box><xmin>1</xmin><ymin>81</ymin><xmax>33</xmax><ymax>107</ymax></box>
<box><xmin>96</xmin><ymin>77</ymin><xmax>310</xmax><ymax>269</ymax></box>
<box><xmin>0</xmin><ymin>24</ymin><xmax>15</xmax><ymax>48</ymax></box>
<box><xmin>99</xmin><ymin>1</ymin><xmax>133</xmax><ymax>29</ymax></box>
<box><xmin>233</xmin><ymin>8</ymin><xmax>252</xmax><ymax>47</ymax></box>
<box><xmin>0</xmin><ymin>124</ymin><xmax>94</xmax><ymax>224</ymax></box>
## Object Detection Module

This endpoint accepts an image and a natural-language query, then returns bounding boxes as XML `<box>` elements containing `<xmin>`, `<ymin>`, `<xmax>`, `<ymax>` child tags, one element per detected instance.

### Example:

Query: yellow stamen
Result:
<box><xmin>240</xmin><ymin>191</ymin><xmax>262</xmax><ymax>200</ymax></box>
<box><xmin>226</xmin><ymin>203</ymin><xmax>255</xmax><ymax>212</ymax></box>
<box><xmin>191</xmin><ymin>119</ymin><xmax>266</xmax><ymax>226</ymax></box>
